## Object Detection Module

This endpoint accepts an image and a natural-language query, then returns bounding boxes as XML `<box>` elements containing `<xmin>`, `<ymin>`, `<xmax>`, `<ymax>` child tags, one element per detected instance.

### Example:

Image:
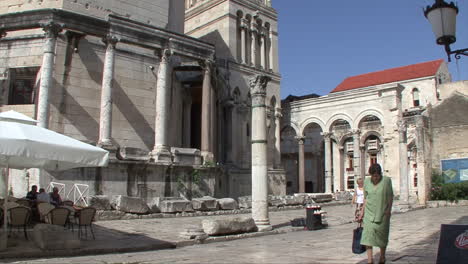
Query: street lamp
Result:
<box><xmin>424</xmin><ymin>0</ymin><xmax>468</xmax><ymax>61</ymax></box>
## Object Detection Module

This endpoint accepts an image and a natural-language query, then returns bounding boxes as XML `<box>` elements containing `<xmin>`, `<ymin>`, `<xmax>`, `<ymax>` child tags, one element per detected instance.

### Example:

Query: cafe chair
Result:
<box><xmin>8</xmin><ymin>206</ymin><xmax>31</xmax><ymax>239</ymax></box>
<box><xmin>77</xmin><ymin>207</ymin><xmax>96</xmax><ymax>240</ymax></box>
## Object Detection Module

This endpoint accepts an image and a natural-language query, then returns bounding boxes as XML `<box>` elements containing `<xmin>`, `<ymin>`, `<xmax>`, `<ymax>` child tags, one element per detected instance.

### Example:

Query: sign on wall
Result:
<box><xmin>440</xmin><ymin>158</ymin><xmax>468</xmax><ymax>183</ymax></box>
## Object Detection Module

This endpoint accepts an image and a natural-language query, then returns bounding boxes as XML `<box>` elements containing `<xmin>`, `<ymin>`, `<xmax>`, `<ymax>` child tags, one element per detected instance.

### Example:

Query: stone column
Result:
<box><xmin>274</xmin><ymin>108</ymin><xmax>282</xmax><ymax>168</ymax></box>
<box><xmin>259</xmin><ymin>31</ymin><xmax>266</xmax><ymax>70</ymax></box>
<box><xmin>240</xmin><ymin>19</ymin><xmax>247</xmax><ymax>64</ymax></box>
<box><xmin>399</xmin><ymin>120</ymin><xmax>409</xmax><ymax>203</ymax></box>
<box><xmin>250</xmin><ymin>24</ymin><xmax>258</xmax><ymax>67</ymax></box>
<box><xmin>98</xmin><ymin>34</ymin><xmax>119</xmax><ymax>149</ymax></box>
<box><xmin>183</xmin><ymin>96</ymin><xmax>192</xmax><ymax>148</ymax></box>
<box><xmin>152</xmin><ymin>49</ymin><xmax>172</xmax><ymax>162</ymax></box>
<box><xmin>296</xmin><ymin>136</ymin><xmax>306</xmax><ymax>193</ymax></box>
<box><xmin>250</xmin><ymin>74</ymin><xmax>272</xmax><ymax>231</ymax></box>
<box><xmin>268</xmin><ymin>29</ymin><xmax>274</xmax><ymax>71</ymax></box>
<box><xmin>323</xmin><ymin>132</ymin><xmax>332</xmax><ymax>193</ymax></box>
<box><xmin>201</xmin><ymin>59</ymin><xmax>214</xmax><ymax>163</ymax></box>
<box><xmin>339</xmin><ymin>146</ymin><xmax>345</xmax><ymax>191</ymax></box>
<box><xmin>37</xmin><ymin>22</ymin><xmax>62</xmax><ymax>128</ymax></box>
<box><xmin>352</xmin><ymin>129</ymin><xmax>361</xmax><ymax>180</ymax></box>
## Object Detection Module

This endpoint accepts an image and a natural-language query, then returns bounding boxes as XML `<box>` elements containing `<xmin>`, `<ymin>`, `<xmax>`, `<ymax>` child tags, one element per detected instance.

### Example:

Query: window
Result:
<box><xmin>8</xmin><ymin>67</ymin><xmax>40</xmax><ymax>105</ymax></box>
<box><xmin>412</xmin><ymin>88</ymin><xmax>420</xmax><ymax>107</ymax></box>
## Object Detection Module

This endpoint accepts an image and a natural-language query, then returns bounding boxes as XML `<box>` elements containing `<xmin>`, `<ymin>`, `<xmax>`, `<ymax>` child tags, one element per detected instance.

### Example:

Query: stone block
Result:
<box><xmin>308</xmin><ymin>193</ymin><xmax>333</xmax><ymax>203</ymax></box>
<box><xmin>237</xmin><ymin>196</ymin><xmax>252</xmax><ymax>209</ymax></box>
<box><xmin>159</xmin><ymin>199</ymin><xmax>193</xmax><ymax>213</ymax></box>
<box><xmin>111</xmin><ymin>195</ymin><xmax>150</xmax><ymax>214</ymax></box>
<box><xmin>191</xmin><ymin>196</ymin><xmax>219</xmax><ymax>211</ymax></box>
<box><xmin>268</xmin><ymin>195</ymin><xmax>283</xmax><ymax>207</ymax></box>
<box><xmin>217</xmin><ymin>198</ymin><xmax>238</xmax><ymax>210</ymax></box>
<box><xmin>33</xmin><ymin>224</ymin><xmax>81</xmax><ymax>250</ymax></box>
<box><xmin>171</xmin><ymin>147</ymin><xmax>202</xmax><ymax>165</ymax></box>
<box><xmin>334</xmin><ymin>191</ymin><xmax>353</xmax><ymax>201</ymax></box>
<box><xmin>179</xmin><ymin>226</ymin><xmax>208</xmax><ymax>240</ymax></box>
<box><xmin>202</xmin><ymin>217</ymin><xmax>257</xmax><ymax>236</ymax></box>
<box><xmin>117</xmin><ymin>147</ymin><xmax>150</xmax><ymax>161</ymax></box>
<box><xmin>89</xmin><ymin>195</ymin><xmax>112</xmax><ymax>210</ymax></box>
<box><xmin>282</xmin><ymin>195</ymin><xmax>303</xmax><ymax>206</ymax></box>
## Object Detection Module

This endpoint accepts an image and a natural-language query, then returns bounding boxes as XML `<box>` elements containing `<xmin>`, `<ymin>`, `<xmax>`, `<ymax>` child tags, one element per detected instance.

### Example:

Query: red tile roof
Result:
<box><xmin>331</xmin><ymin>59</ymin><xmax>444</xmax><ymax>93</ymax></box>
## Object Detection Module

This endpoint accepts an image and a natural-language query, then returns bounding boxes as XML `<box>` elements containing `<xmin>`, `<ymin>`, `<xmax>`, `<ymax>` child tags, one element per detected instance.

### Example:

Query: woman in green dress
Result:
<box><xmin>358</xmin><ymin>163</ymin><xmax>394</xmax><ymax>264</ymax></box>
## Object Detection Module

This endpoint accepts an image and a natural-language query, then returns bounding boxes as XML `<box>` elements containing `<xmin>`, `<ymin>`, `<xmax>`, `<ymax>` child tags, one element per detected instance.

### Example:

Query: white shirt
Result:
<box><xmin>37</xmin><ymin>192</ymin><xmax>51</xmax><ymax>203</ymax></box>
<box><xmin>356</xmin><ymin>188</ymin><xmax>364</xmax><ymax>204</ymax></box>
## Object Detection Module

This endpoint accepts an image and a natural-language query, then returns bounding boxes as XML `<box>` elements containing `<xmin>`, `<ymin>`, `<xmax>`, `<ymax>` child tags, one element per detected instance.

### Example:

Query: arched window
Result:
<box><xmin>412</xmin><ymin>88</ymin><xmax>420</xmax><ymax>107</ymax></box>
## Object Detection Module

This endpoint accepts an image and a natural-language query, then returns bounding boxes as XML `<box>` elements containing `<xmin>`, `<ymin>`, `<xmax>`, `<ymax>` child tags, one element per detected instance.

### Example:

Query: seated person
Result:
<box><xmin>49</xmin><ymin>187</ymin><xmax>62</xmax><ymax>206</ymax></box>
<box><xmin>26</xmin><ymin>185</ymin><xmax>38</xmax><ymax>201</ymax></box>
<box><xmin>36</xmin><ymin>188</ymin><xmax>51</xmax><ymax>203</ymax></box>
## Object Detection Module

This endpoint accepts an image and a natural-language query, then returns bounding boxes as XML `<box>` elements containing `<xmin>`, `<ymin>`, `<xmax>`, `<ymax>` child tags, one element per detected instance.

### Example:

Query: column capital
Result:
<box><xmin>102</xmin><ymin>34</ymin><xmax>119</xmax><ymax>47</ymax></box>
<box><xmin>249</xmin><ymin>74</ymin><xmax>270</xmax><ymax>96</ymax></box>
<box><xmin>240</xmin><ymin>18</ymin><xmax>249</xmax><ymax>29</ymax></box>
<box><xmin>352</xmin><ymin>129</ymin><xmax>361</xmax><ymax>136</ymax></box>
<box><xmin>275</xmin><ymin>112</ymin><xmax>282</xmax><ymax>119</ymax></box>
<box><xmin>40</xmin><ymin>21</ymin><xmax>63</xmax><ymax>38</ymax></box>
<box><xmin>155</xmin><ymin>48</ymin><xmax>172</xmax><ymax>64</ymax></box>
<box><xmin>321</xmin><ymin>131</ymin><xmax>332</xmax><ymax>139</ymax></box>
<box><xmin>201</xmin><ymin>58</ymin><xmax>215</xmax><ymax>73</ymax></box>
<box><xmin>295</xmin><ymin>136</ymin><xmax>305</xmax><ymax>144</ymax></box>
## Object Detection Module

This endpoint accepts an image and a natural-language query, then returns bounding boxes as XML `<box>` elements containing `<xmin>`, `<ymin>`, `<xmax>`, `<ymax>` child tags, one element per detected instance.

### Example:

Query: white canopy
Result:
<box><xmin>0</xmin><ymin>110</ymin><xmax>109</xmax><ymax>250</ymax></box>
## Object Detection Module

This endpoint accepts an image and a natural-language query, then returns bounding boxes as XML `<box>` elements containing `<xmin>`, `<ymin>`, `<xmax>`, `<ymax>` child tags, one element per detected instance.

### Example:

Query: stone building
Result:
<box><xmin>280</xmin><ymin>59</ymin><xmax>464</xmax><ymax>204</ymax></box>
<box><xmin>0</xmin><ymin>0</ymin><xmax>284</xmax><ymax>200</ymax></box>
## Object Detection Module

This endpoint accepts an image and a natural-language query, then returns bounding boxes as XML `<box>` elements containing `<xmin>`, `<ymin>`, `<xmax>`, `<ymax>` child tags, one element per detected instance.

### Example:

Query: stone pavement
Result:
<box><xmin>1</xmin><ymin>205</ymin><xmax>467</xmax><ymax>263</ymax></box>
<box><xmin>0</xmin><ymin>203</ymin><xmax>353</xmax><ymax>259</ymax></box>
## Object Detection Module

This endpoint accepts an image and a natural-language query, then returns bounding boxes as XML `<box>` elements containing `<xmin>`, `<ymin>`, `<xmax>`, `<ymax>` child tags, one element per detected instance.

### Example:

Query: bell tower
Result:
<box><xmin>184</xmin><ymin>0</ymin><xmax>279</xmax><ymax>73</ymax></box>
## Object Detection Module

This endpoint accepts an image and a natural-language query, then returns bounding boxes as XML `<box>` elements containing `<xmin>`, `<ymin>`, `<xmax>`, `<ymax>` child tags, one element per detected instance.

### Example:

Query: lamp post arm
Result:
<box><xmin>445</xmin><ymin>44</ymin><xmax>468</xmax><ymax>62</ymax></box>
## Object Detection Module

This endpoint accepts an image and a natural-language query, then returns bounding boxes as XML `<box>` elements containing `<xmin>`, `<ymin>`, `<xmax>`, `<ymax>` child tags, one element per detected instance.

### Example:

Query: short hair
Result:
<box><xmin>32</xmin><ymin>185</ymin><xmax>37</xmax><ymax>189</ymax></box>
<box><xmin>368</xmin><ymin>163</ymin><xmax>382</xmax><ymax>176</ymax></box>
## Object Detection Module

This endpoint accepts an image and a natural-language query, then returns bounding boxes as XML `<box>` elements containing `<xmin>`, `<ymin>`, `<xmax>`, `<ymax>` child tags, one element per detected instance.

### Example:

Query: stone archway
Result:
<box><xmin>302</xmin><ymin>123</ymin><xmax>324</xmax><ymax>193</ymax></box>
<box><xmin>280</xmin><ymin>126</ymin><xmax>298</xmax><ymax>194</ymax></box>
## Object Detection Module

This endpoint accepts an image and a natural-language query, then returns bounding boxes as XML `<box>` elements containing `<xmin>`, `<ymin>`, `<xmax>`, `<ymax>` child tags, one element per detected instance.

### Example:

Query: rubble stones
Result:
<box><xmin>334</xmin><ymin>191</ymin><xmax>353</xmax><ymax>201</ymax></box>
<box><xmin>89</xmin><ymin>195</ymin><xmax>112</xmax><ymax>210</ymax></box>
<box><xmin>217</xmin><ymin>198</ymin><xmax>238</xmax><ymax>210</ymax></box>
<box><xmin>159</xmin><ymin>199</ymin><xmax>194</xmax><ymax>213</ymax></box>
<box><xmin>179</xmin><ymin>226</ymin><xmax>208</xmax><ymax>240</ymax></box>
<box><xmin>237</xmin><ymin>196</ymin><xmax>252</xmax><ymax>209</ymax></box>
<box><xmin>111</xmin><ymin>195</ymin><xmax>150</xmax><ymax>214</ymax></box>
<box><xmin>191</xmin><ymin>196</ymin><xmax>219</xmax><ymax>211</ymax></box>
<box><xmin>202</xmin><ymin>217</ymin><xmax>258</xmax><ymax>236</ymax></box>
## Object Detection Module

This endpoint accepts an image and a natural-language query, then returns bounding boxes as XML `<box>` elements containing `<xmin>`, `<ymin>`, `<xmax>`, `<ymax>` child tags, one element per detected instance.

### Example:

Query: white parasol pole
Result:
<box><xmin>2</xmin><ymin>163</ymin><xmax>9</xmax><ymax>249</ymax></box>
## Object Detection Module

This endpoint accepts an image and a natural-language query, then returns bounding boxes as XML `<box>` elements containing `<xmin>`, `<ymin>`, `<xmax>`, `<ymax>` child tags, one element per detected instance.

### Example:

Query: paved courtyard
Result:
<box><xmin>2</xmin><ymin>205</ymin><xmax>467</xmax><ymax>263</ymax></box>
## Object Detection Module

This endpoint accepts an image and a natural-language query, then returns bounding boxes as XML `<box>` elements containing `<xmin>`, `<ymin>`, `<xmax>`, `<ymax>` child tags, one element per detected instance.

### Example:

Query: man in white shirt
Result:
<box><xmin>36</xmin><ymin>188</ymin><xmax>51</xmax><ymax>203</ymax></box>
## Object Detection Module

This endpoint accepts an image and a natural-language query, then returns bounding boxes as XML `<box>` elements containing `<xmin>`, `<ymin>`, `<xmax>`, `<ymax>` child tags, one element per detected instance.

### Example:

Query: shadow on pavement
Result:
<box><xmin>0</xmin><ymin>224</ymin><xmax>176</xmax><ymax>262</ymax></box>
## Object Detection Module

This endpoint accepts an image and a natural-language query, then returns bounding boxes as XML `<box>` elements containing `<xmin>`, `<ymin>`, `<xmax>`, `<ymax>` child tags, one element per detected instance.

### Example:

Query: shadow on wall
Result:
<box><xmin>50</xmin><ymin>38</ymin><xmax>155</xmax><ymax>149</ymax></box>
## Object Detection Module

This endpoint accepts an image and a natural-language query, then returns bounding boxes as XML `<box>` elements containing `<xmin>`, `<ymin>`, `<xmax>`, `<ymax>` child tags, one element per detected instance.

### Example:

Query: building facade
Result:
<box><xmin>281</xmin><ymin>60</ymin><xmax>456</xmax><ymax>204</ymax></box>
<box><xmin>0</xmin><ymin>0</ymin><xmax>284</xmax><ymax>200</ymax></box>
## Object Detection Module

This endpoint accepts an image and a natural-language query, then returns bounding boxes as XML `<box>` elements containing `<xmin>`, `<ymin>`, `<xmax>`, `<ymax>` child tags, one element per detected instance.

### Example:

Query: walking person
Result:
<box><xmin>352</xmin><ymin>178</ymin><xmax>365</xmax><ymax>222</ymax></box>
<box><xmin>358</xmin><ymin>163</ymin><xmax>394</xmax><ymax>264</ymax></box>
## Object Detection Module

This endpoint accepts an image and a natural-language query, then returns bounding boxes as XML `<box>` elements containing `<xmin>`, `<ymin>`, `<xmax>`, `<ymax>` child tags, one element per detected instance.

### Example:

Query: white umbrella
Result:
<box><xmin>0</xmin><ymin>110</ymin><xmax>109</xmax><ymax>249</ymax></box>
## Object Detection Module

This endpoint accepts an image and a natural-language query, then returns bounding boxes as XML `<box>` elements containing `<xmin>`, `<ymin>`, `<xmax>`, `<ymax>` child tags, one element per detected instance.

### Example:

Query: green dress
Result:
<box><xmin>361</xmin><ymin>176</ymin><xmax>394</xmax><ymax>248</ymax></box>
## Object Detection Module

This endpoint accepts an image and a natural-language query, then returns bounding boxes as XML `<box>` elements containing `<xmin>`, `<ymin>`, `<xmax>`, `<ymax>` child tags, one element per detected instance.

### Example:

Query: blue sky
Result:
<box><xmin>273</xmin><ymin>0</ymin><xmax>468</xmax><ymax>98</ymax></box>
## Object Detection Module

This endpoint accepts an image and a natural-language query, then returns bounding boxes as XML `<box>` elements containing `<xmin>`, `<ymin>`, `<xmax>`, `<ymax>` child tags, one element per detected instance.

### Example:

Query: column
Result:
<box><xmin>274</xmin><ymin>108</ymin><xmax>282</xmax><ymax>168</ymax></box>
<box><xmin>352</xmin><ymin>129</ymin><xmax>361</xmax><ymax>180</ymax></box>
<box><xmin>201</xmin><ymin>59</ymin><xmax>214</xmax><ymax>163</ymax></box>
<box><xmin>250</xmin><ymin>23</ymin><xmax>258</xmax><ymax>67</ymax></box>
<box><xmin>37</xmin><ymin>21</ymin><xmax>62</xmax><ymax>128</ymax></box>
<box><xmin>268</xmin><ymin>28</ymin><xmax>274</xmax><ymax>71</ymax></box>
<box><xmin>240</xmin><ymin>19</ymin><xmax>247</xmax><ymax>64</ymax></box>
<box><xmin>183</xmin><ymin>97</ymin><xmax>192</xmax><ymax>148</ymax></box>
<box><xmin>259</xmin><ymin>31</ymin><xmax>266</xmax><ymax>70</ymax></box>
<box><xmin>250</xmin><ymin>74</ymin><xmax>272</xmax><ymax>231</ymax></box>
<box><xmin>399</xmin><ymin>120</ymin><xmax>409</xmax><ymax>203</ymax></box>
<box><xmin>296</xmin><ymin>136</ymin><xmax>305</xmax><ymax>193</ymax></box>
<box><xmin>98</xmin><ymin>34</ymin><xmax>118</xmax><ymax>149</ymax></box>
<box><xmin>323</xmin><ymin>132</ymin><xmax>332</xmax><ymax>193</ymax></box>
<box><xmin>339</xmin><ymin>146</ymin><xmax>345</xmax><ymax>191</ymax></box>
<box><xmin>152</xmin><ymin>49</ymin><xmax>172</xmax><ymax>162</ymax></box>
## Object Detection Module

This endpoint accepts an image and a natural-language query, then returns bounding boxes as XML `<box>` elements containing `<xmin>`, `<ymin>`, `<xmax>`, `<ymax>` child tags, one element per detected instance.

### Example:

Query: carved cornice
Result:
<box><xmin>102</xmin><ymin>34</ymin><xmax>119</xmax><ymax>47</ymax></box>
<box><xmin>0</xmin><ymin>30</ymin><xmax>6</xmax><ymax>39</ymax></box>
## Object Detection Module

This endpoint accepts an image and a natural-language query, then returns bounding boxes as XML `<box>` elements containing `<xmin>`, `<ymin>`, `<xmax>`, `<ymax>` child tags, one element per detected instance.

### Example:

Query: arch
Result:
<box><xmin>360</xmin><ymin>130</ymin><xmax>384</xmax><ymax>144</ymax></box>
<box><xmin>236</xmin><ymin>10</ymin><xmax>244</xmax><ymax>18</ymax></box>
<box><xmin>245</xmin><ymin>14</ymin><xmax>252</xmax><ymax>22</ymax></box>
<box><xmin>326</xmin><ymin>113</ymin><xmax>353</xmax><ymax>132</ymax></box>
<box><xmin>270</xmin><ymin>96</ymin><xmax>277</xmax><ymax>107</ymax></box>
<box><xmin>264</xmin><ymin>22</ymin><xmax>271</xmax><ymax>30</ymax></box>
<box><xmin>338</xmin><ymin>132</ymin><xmax>354</xmax><ymax>147</ymax></box>
<box><xmin>281</xmin><ymin>123</ymin><xmax>299</xmax><ymax>136</ymax></box>
<box><xmin>354</xmin><ymin>109</ymin><xmax>384</xmax><ymax>129</ymax></box>
<box><xmin>300</xmin><ymin>116</ymin><xmax>326</xmax><ymax>135</ymax></box>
